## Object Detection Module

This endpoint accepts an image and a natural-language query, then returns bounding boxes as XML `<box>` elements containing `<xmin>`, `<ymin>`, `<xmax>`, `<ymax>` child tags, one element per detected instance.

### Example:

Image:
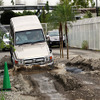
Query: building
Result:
<box><xmin>3</xmin><ymin>0</ymin><xmax>60</xmax><ymax>6</ymax></box>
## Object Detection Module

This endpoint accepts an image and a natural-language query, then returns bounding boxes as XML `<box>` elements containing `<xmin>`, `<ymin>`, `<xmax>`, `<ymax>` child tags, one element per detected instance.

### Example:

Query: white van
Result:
<box><xmin>10</xmin><ymin>15</ymin><xmax>53</xmax><ymax>68</ymax></box>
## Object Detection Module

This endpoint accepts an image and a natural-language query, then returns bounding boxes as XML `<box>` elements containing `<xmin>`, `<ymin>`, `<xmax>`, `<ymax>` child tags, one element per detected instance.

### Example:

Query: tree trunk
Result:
<box><xmin>59</xmin><ymin>23</ymin><xmax>62</xmax><ymax>58</ymax></box>
<box><xmin>59</xmin><ymin>22</ymin><xmax>64</xmax><ymax>58</ymax></box>
<box><xmin>65</xmin><ymin>23</ymin><xmax>69</xmax><ymax>59</ymax></box>
<box><xmin>60</xmin><ymin>23</ymin><xmax>64</xmax><ymax>58</ymax></box>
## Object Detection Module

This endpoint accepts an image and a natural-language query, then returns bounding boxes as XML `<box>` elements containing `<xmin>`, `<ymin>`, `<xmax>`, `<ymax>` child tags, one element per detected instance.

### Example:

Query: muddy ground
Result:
<box><xmin>0</xmin><ymin>55</ymin><xmax>100</xmax><ymax>100</ymax></box>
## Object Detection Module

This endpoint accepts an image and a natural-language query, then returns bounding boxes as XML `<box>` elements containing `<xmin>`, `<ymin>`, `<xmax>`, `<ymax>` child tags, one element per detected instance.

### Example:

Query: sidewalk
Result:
<box><xmin>52</xmin><ymin>48</ymin><xmax>100</xmax><ymax>59</ymax></box>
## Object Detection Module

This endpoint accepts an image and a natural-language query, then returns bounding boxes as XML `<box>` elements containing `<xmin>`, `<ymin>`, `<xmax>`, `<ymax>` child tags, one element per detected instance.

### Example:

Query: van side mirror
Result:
<box><xmin>46</xmin><ymin>35</ymin><xmax>50</xmax><ymax>42</ymax></box>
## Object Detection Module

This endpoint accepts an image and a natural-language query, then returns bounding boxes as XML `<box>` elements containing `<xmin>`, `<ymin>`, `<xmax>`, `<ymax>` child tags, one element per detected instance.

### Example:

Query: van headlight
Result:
<box><xmin>45</xmin><ymin>56</ymin><xmax>53</xmax><ymax>62</ymax></box>
<box><xmin>15</xmin><ymin>59</ymin><xmax>24</xmax><ymax>65</ymax></box>
<box><xmin>45</xmin><ymin>56</ymin><xmax>49</xmax><ymax>62</ymax></box>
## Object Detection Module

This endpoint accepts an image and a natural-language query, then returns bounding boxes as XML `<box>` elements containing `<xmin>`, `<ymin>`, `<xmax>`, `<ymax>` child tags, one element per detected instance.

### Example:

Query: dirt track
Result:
<box><xmin>0</xmin><ymin>49</ymin><xmax>100</xmax><ymax>100</ymax></box>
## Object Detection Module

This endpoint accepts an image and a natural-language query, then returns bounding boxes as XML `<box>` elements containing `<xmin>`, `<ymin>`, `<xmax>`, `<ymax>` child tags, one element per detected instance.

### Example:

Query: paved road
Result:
<box><xmin>52</xmin><ymin>48</ymin><xmax>100</xmax><ymax>59</ymax></box>
<box><xmin>0</xmin><ymin>48</ymin><xmax>100</xmax><ymax>60</ymax></box>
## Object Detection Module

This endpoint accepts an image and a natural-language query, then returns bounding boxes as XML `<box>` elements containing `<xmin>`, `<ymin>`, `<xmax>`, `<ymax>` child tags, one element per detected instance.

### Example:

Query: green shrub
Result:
<box><xmin>84</xmin><ymin>11</ymin><xmax>93</xmax><ymax>18</ymax></box>
<box><xmin>15</xmin><ymin>10</ymin><xmax>35</xmax><ymax>16</ymax></box>
<box><xmin>82</xmin><ymin>40</ymin><xmax>88</xmax><ymax>49</ymax></box>
<box><xmin>0</xmin><ymin>31</ymin><xmax>5</xmax><ymax>50</ymax></box>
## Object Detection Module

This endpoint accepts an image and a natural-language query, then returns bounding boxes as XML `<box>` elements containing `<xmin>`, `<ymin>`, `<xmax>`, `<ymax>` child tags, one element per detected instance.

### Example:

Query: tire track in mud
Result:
<box><xmin>30</xmin><ymin>73</ymin><xmax>67</xmax><ymax>100</ymax></box>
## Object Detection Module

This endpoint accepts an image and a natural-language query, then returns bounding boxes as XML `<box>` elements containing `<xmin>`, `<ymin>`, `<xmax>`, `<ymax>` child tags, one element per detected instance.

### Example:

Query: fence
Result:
<box><xmin>68</xmin><ymin>17</ymin><xmax>100</xmax><ymax>50</ymax></box>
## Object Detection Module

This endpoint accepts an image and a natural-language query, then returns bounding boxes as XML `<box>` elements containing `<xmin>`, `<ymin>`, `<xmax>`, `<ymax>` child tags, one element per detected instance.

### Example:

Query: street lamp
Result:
<box><xmin>96</xmin><ymin>0</ymin><xmax>99</xmax><ymax>16</ymax></box>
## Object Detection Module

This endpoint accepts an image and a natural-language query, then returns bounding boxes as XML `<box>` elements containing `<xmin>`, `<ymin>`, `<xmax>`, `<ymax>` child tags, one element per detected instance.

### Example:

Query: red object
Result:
<box><xmin>50</xmin><ymin>56</ymin><xmax>52</xmax><ymax>60</ymax></box>
<box><xmin>15</xmin><ymin>60</ymin><xmax>18</xmax><ymax>64</ymax></box>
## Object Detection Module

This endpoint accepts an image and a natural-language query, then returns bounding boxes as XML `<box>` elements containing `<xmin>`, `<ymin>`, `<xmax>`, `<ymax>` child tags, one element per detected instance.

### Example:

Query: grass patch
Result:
<box><xmin>82</xmin><ymin>40</ymin><xmax>88</xmax><ymax>50</ymax></box>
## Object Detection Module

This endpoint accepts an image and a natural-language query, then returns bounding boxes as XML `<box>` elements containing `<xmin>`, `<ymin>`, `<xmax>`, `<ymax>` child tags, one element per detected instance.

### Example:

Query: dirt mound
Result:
<box><xmin>11</xmin><ymin>74</ymin><xmax>33</xmax><ymax>94</ymax></box>
<box><xmin>69</xmin><ymin>55</ymin><xmax>85</xmax><ymax>65</ymax></box>
<box><xmin>81</xmin><ymin>70</ymin><xmax>100</xmax><ymax>77</ymax></box>
<box><xmin>91</xmin><ymin>59</ymin><xmax>100</xmax><ymax>70</ymax></box>
<box><xmin>0</xmin><ymin>73</ymin><xmax>36</xmax><ymax>100</ymax></box>
<box><xmin>50</xmin><ymin>64</ymin><xmax>82</xmax><ymax>91</ymax></box>
<box><xmin>66</xmin><ymin>55</ymin><xmax>100</xmax><ymax>71</ymax></box>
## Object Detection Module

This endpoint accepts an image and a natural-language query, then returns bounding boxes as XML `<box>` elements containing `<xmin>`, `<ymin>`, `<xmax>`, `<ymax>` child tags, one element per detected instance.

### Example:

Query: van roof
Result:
<box><xmin>11</xmin><ymin>15</ymin><xmax>42</xmax><ymax>32</ymax></box>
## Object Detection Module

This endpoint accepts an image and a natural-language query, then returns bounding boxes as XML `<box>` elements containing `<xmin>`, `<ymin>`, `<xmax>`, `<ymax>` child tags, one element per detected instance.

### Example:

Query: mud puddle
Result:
<box><xmin>66</xmin><ymin>66</ymin><xmax>83</xmax><ymax>73</ymax></box>
<box><xmin>30</xmin><ymin>73</ymin><xmax>66</xmax><ymax>100</ymax></box>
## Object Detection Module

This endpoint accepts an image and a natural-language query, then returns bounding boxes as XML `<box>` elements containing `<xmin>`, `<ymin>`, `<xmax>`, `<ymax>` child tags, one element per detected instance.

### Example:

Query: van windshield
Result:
<box><xmin>15</xmin><ymin>29</ymin><xmax>45</xmax><ymax>45</ymax></box>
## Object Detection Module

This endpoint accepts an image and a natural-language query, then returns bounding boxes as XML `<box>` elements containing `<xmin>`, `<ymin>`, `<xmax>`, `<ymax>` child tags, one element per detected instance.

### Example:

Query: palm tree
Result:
<box><xmin>72</xmin><ymin>0</ymin><xmax>95</xmax><ymax>8</ymax></box>
<box><xmin>48</xmin><ymin>0</ymin><xmax>75</xmax><ymax>59</ymax></box>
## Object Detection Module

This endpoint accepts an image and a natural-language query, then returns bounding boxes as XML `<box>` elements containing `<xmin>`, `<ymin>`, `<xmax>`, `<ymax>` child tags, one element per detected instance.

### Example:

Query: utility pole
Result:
<box><xmin>96</xmin><ymin>0</ymin><xmax>99</xmax><ymax>16</ymax></box>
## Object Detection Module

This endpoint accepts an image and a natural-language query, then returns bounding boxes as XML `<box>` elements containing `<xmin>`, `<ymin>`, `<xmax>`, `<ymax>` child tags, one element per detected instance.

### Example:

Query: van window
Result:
<box><xmin>15</xmin><ymin>29</ymin><xmax>45</xmax><ymax>45</ymax></box>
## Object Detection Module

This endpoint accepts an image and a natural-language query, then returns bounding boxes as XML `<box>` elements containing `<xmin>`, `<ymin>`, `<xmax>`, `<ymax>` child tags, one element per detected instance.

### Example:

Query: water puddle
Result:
<box><xmin>31</xmin><ymin>74</ymin><xmax>66</xmax><ymax>100</ymax></box>
<box><xmin>66</xmin><ymin>66</ymin><xmax>83</xmax><ymax>73</ymax></box>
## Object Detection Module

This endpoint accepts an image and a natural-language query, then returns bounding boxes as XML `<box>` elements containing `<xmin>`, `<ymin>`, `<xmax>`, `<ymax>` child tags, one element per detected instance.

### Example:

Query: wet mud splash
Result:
<box><xmin>9</xmin><ymin>65</ymin><xmax>55</xmax><ymax>76</ymax></box>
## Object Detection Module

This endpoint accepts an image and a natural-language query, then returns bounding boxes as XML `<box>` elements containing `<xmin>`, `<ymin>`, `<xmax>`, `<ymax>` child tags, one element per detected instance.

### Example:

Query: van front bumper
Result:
<box><xmin>15</xmin><ymin>61</ymin><xmax>54</xmax><ymax>68</ymax></box>
<box><xmin>39</xmin><ymin>61</ymin><xmax>54</xmax><ymax>67</ymax></box>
